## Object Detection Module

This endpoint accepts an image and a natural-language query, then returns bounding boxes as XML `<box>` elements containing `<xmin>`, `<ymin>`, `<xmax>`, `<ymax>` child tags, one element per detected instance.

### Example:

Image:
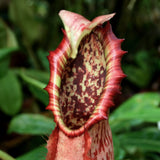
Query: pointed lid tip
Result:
<box><xmin>59</xmin><ymin>10</ymin><xmax>68</xmax><ymax>17</ymax></box>
<box><xmin>110</xmin><ymin>12</ymin><xmax>116</xmax><ymax>19</ymax></box>
<box><xmin>59</xmin><ymin>10</ymin><xmax>69</xmax><ymax>21</ymax></box>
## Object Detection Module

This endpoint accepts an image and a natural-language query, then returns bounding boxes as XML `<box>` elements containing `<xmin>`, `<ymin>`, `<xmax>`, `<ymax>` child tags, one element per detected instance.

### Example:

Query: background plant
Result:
<box><xmin>0</xmin><ymin>0</ymin><xmax>160</xmax><ymax>160</ymax></box>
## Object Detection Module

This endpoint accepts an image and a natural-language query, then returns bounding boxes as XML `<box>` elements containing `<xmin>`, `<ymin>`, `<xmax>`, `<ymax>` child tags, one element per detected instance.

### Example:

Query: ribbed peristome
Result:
<box><xmin>45</xmin><ymin>10</ymin><xmax>126</xmax><ymax>160</ymax></box>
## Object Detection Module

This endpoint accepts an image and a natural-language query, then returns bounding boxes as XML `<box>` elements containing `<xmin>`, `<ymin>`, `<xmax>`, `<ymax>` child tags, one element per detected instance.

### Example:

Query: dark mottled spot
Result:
<box><xmin>59</xmin><ymin>32</ymin><xmax>106</xmax><ymax>129</ymax></box>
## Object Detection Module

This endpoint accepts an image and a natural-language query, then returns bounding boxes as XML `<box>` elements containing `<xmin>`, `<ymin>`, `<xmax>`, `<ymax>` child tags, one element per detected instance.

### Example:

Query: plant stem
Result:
<box><xmin>24</xmin><ymin>40</ymin><xmax>41</xmax><ymax>69</ymax></box>
<box><xmin>0</xmin><ymin>150</ymin><xmax>16</xmax><ymax>160</ymax></box>
<box><xmin>20</xmin><ymin>69</ymin><xmax>46</xmax><ymax>90</ymax></box>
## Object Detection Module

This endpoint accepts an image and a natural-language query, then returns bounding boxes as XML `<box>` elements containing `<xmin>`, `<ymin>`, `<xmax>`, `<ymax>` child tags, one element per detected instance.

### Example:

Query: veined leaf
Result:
<box><xmin>19</xmin><ymin>69</ymin><xmax>49</xmax><ymax>84</ymax></box>
<box><xmin>118</xmin><ymin>127</ymin><xmax>160</xmax><ymax>152</ymax></box>
<box><xmin>0</xmin><ymin>70</ymin><xmax>22</xmax><ymax>115</ymax></box>
<box><xmin>8</xmin><ymin>113</ymin><xmax>55</xmax><ymax>135</ymax></box>
<box><xmin>110</xmin><ymin>92</ymin><xmax>160</xmax><ymax>123</ymax></box>
<box><xmin>18</xmin><ymin>69</ymin><xmax>49</xmax><ymax>105</ymax></box>
<box><xmin>110</xmin><ymin>119</ymin><xmax>143</xmax><ymax>133</ymax></box>
<box><xmin>112</xmin><ymin>134</ymin><xmax>125</xmax><ymax>160</ymax></box>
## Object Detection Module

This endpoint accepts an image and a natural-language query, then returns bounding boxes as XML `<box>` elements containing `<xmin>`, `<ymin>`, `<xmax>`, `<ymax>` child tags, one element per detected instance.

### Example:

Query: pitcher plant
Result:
<box><xmin>45</xmin><ymin>10</ymin><xmax>126</xmax><ymax>160</ymax></box>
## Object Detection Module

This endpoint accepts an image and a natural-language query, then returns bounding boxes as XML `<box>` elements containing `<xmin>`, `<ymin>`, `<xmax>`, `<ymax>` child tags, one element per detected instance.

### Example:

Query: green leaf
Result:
<box><xmin>37</xmin><ymin>49</ymin><xmax>49</xmax><ymax>71</ymax></box>
<box><xmin>20</xmin><ymin>69</ymin><xmax>49</xmax><ymax>84</ymax></box>
<box><xmin>135</xmin><ymin>50</ymin><xmax>150</xmax><ymax>69</ymax></box>
<box><xmin>124</xmin><ymin>65</ymin><xmax>151</xmax><ymax>87</ymax></box>
<box><xmin>123</xmin><ymin>50</ymin><xmax>153</xmax><ymax>88</ymax></box>
<box><xmin>28</xmin><ymin>85</ymin><xmax>49</xmax><ymax>105</ymax></box>
<box><xmin>0</xmin><ymin>48</ymin><xmax>18</xmax><ymax>78</ymax></box>
<box><xmin>0</xmin><ymin>56</ymin><xmax>10</xmax><ymax>78</ymax></box>
<box><xmin>8</xmin><ymin>113</ymin><xmax>55</xmax><ymax>135</ymax></box>
<box><xmin>110</xmin><ymin>92</ymin><xmax>160</xmax><ymax>123</ymax></box>
<box><xmin>0</xmin><ymin>48</ymin><xmax>18</xmax><ymax>60</ymax></box>
<box><xmin>145</xmin><ymin>153</ymin><xmax>160</xmax><ymax>160</ymax></box>
<box><xmin>9</xmin><ymin>0</ymin><xmax>44</xmax><ymax>44</ymax></box>
<box><xmin>17</xmin><ymin>145</ymin><xmax>47</xmax><ymax>160</ymax></box>
<box><xmin>112</xmin><ymin>134</ymin><xmax>125</xmax><ymax>160</ymax></box>
<box><xmin>110</xmin><ymin>119</ymin><xmax>143</xmax><ymax>133</ymax></box>
<box><xmin>118</xmin><ymin>128</ymin><xmax>160</xmax><ymax>152</ymax></box>
<box><xmin>0</xmin><ymin>19</ymin><xmax>18</xmax><ymax>77</ymax></box>
<box><xmin>0</xmin><ymin>70</ymin><xmax>22</xmax><ymax>115</ymax></box>
<box><xmin>18</xmin><ymin>69</ymin><xmax>49</xmax><ymax>105</ymax></box>
<box><xmin>0</xmin><ymin>18</ymin><xmax>18</xmax><ymax>48</ymax></box>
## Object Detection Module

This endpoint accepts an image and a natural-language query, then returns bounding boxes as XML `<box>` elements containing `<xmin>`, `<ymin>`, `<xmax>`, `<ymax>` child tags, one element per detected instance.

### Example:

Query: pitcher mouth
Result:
<box><xmin>58</xmin><ymin>29</ymin><xmax>107</xmax><ymax>130</ymax></box>
<box><xmin>45</xmin><ymin>12</ymin><xmax>126</xmax><ymax>137</ymax></box>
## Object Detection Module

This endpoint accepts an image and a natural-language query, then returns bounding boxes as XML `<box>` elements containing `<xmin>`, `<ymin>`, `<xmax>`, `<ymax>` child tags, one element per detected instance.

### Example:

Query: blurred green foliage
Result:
<box><xmin>0</xmin><ymin>0</ymin><xmax>160</xmax><ymax>159</ymax></box>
